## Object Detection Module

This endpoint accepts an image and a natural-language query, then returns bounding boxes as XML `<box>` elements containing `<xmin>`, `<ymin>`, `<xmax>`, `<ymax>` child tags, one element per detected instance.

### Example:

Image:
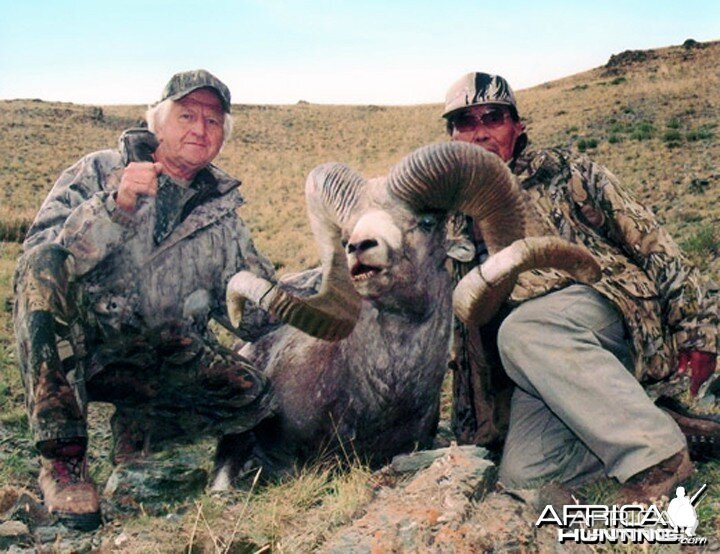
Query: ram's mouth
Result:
<box><xmin>351</xmin><ymin>262</ymin><xmax>383</xmax><ymax>282</ymax></box>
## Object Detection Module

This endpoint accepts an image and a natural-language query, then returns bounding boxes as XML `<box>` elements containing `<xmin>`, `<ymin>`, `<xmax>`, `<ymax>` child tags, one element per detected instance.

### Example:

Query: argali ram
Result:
<box><xmin>213</xmin><ymin>141</ymin><xmax>600</xmax><ymax>488</ymax></box>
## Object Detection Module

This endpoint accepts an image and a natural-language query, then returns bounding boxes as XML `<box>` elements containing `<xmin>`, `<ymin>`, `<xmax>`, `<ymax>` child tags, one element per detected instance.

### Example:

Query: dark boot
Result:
<box><xmin>38</xmin><ymin>440</ymin><xmax>101</xmax><ymax>531</ymax></box>
<box><xmin>656</xmin><ymin>396</ymin><xmax>720</xmax><ymax>461</ymax></box>
<box><xmin>615</xmin><ymin>448</ymin><xmax>694</xmax><ymax>506</ymax></box>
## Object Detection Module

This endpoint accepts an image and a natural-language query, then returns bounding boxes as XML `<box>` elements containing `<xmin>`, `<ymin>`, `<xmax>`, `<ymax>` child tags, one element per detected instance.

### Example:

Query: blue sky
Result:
<box><xmin>1</xmin><ymin>0</ymin><xmax>718</xmax><ymax>105</ymax></box>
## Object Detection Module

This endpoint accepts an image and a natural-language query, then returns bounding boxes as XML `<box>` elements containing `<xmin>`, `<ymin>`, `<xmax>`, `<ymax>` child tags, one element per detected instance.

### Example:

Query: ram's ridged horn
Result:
<box><xmin>226</xmin><ymin>163</ymin><xmax>364</xmax><ymax>341</ymax></box>
<box><xmin>387</xmin><ymin>142</ymin><xmax>600</xmax><ymax>326</ymax></box>
<box><xmin>387</xmin><ymin>142</ymin><xmax>523</xmax><ymax>323</ymax></box>
<box><xmin>388</xmin><ymin>142</ymin><xmax>526</xmax><ymax>250</ymax></box>
<box><xmin>453</xmin><ymin>236</ymin><xmax>602</xmax><ymax>325</ymax></box>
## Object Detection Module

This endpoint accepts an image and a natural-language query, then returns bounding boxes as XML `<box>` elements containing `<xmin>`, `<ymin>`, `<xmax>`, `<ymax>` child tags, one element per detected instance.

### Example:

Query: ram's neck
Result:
<box><xmin>340</xmin><ymin>273</ymin><xmax>453</xmax><ymax>400</ymax></box>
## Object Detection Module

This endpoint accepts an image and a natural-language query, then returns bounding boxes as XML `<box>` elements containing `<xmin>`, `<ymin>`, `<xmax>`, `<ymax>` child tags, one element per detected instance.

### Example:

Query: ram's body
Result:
<box><xmin>242</xmin><ymin>274</ymin><xmax>451</xmax><ymax>467</ymax></box>
<box><xmin>214</xmin><ymin>143</ymin><xmax>600</xmax><ymax>487</ymax></box>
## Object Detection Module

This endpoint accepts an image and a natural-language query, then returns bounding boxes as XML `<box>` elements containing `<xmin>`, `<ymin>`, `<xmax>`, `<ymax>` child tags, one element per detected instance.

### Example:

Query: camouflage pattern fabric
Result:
<box><xmin>14</xmin><ymin>249</ymin><xmax>276</xmax><ymax>447</ymax></box>
<box><xmin>161</xmin><ymin>69</ymin><xmax>232</xmax><ymax>113</ymax></box>
<box><xmin>84</xmin><ymin>326</ymin><xmax>277</xmax><ymax>450</ymax></box>
<box><xmin>13</xmin><ymin>137</ymin><xmax>278</xmax><ymax>447</ymax></box>
<box><xmin>449</xmin><ymin>148</ymin><xmax>719</xmax><ymax>446</ymax></box>
<box><xmin>14</xmin><ymin>245</ymin><xmax>87</xmax><ymax>443</ymax></box>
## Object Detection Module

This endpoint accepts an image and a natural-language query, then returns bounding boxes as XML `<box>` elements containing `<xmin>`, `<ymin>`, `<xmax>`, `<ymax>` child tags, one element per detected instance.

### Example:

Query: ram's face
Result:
<box><xmin>343</xmin><ymin>186</ymin><xmax>447</xmax><ymax>312</ymax></box>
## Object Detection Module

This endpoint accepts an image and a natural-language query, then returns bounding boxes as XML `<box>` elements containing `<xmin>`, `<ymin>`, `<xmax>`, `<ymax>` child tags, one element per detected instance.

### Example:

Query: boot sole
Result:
<box><xmin>656</xmin><ymin>396</ymin><xmax>720</xmax><ymax>461</ymax></box>
<box><xmin>54</xmin><ymin>510</ymin><xmax>102</xmax><ymax>532</ymax></box>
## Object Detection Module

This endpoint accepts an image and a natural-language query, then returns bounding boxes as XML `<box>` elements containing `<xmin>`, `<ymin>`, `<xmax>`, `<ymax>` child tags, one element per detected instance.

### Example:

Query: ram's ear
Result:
<box><xmin>386</xmin><ymin>141</ymin><xmax>600</xmax><ymax>327</ymax></box>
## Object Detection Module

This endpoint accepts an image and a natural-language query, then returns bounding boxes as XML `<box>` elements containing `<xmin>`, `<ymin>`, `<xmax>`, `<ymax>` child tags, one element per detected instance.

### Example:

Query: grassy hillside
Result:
<box><xmin>0</xmin><ymin>38</ymin><xmax>718</xmax><ymax>551</ymax></box>
<box><xmin>3</xmin><ymin>40</ymin><xmax>717</xmax><ymax>275</ymax></box>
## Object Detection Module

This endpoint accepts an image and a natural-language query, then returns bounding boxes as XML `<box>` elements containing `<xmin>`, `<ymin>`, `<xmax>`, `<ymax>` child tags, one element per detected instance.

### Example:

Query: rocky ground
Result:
<box><xmin>2</xmin><ymin>442</ymin><xmax>718</xmax><ymax>552</ymax></box>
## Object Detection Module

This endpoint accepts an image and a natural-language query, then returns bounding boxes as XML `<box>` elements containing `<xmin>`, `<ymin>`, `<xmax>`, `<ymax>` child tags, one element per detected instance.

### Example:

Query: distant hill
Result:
<box><xmin>1</xmin><ymin>38</ymin><xmax>717</xmax><ymax>276</ymax></box>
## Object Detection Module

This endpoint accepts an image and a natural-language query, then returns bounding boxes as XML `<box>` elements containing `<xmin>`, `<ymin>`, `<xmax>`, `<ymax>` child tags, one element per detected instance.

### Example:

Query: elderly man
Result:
<box><xmin>443</xmin><ymin>72</ymin><xmax>718</xmax><ymax>502</ymax></box>
<box><xmin>13</xmin><ymin>69</ymin><xmax>277</xmax><ymax>529</ymax></box>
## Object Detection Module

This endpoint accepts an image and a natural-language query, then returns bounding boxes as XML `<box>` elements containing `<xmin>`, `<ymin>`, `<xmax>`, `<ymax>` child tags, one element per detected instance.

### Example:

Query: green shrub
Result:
<box><xmin>686</xmin><ymin>125</ymin><xmax>714</xmax><ymax>141</ymax></box>
<box><xmin>663</xmin><ymin>129</ymin><xmax>682</xmax><ymax>145</ymax></box>
<box><xmin>630</xmin><ymin>121</ymin><xmax>655</xmax><ymax>141</ymax></box>
<box><xmin>577</xmin><ymin>138</ymin><xmax>599</xmax><ymax>152</ymax></box>
<box><xmin>608</xmin><ymin>134</ymin><xmax>623</xmax><ymax>144</ymax></box>
<box><xmin>667</xmin><ymin>118</ymin><xmax>680</xmax><ymax>129</ymax></box>
<box><xmin>688</xmin><ymin>178</ymin><xmax>709</xmax><ymax>195</ymax></box>
<box><xmin>610</xmin><ymin>77</ymin><xmax>627</xmax><ymax>85</ymax></box>
<box><xmin>682</xmin><ymin>224</ymin><xmax>719</xmax><ymax>258</ymax></box>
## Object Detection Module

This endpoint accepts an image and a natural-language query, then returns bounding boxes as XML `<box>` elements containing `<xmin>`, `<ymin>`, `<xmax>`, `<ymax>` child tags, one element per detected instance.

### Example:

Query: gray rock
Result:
<box><xmin>104</xmin><ymin>446</ymin><xmax>209</xmax><ymax>515</ymax></box>
<box><xmin>431</xmin><ymin>420</ymin><xmax>455</xmax><ymax>448</ymax></box>
<box><xmin>57</xmin><ymin>537</ymin><xmax>93</xmax><ymax>553</ymax></box>
<box><xmin>323</xmin><ymin>445</ymin><xmax>595</xmax><ymax>553</ymax></box>
<box><xmin>323</xmin><ymin>444</ymin><xmax>497</xmax><ymax>553</ymax></box>
<box><xmin>0</xmin><ymin>520</ymin><xmax>32</xmax><ymax>550</ymax></box>
<box><xmin>34</xmin><ymin>524</ymin><xmax>62</xmax><ymax>544</ymax></box>
<box><xmin>4</xmin><ymin>492</ymin><xmax>52</xmax><ymax>530</ymax></box>
<box><xmin>390</xmin><ymin>444</ymin><xmax>489</xmax><ymax>474</ymax></box>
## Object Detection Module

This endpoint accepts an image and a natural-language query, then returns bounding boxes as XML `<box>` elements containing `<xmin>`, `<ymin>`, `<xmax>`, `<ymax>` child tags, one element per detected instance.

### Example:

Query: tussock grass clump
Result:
<box><xmin>179</xmin><ymin>460</ymin><xmax>374</xmax><ymax>553</ymax></box>
<box><xmin>686</xmin><ymin>124</ymin><xmax>715</xmax><ymax>141</ymax></box>
<box><xmin>663</xmin><ymin>129</ymin><xmax>682</xmax><ymax>147</ymax></box>
<box><xmin>0</xmin><ymin>207</ymin><xmax>34</xmax><ymax>242</ymax></box>
<box><xmin>682</xmin><ymin>223</ymin><xmax>719</xmax><ymax>265</ymax></box>
<box><xmin>630</xmin><ymin>121</ymin><xmax>655</xmax><ymax>141</ymax></box>
<box><xmin>577</xmin><ymin>137</ymin><xmax>599</xmax><ymax>152</ymax></box>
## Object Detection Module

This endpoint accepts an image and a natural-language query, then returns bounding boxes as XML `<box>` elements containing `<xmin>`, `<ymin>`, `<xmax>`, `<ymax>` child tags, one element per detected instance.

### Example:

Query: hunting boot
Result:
<box><xmin>615</xmin><ymin>447</ymin><xmax>694</xmax><ymax>506</ymax></box>
<box><xmin>656</xmin><ymin>395</ymin><xmax>720</xmax><ymax>461</ymax></box>
<box><xmin>38</xmin><ymin>439</ymin><xmax>101</xmax><ymax>531</ymax></box>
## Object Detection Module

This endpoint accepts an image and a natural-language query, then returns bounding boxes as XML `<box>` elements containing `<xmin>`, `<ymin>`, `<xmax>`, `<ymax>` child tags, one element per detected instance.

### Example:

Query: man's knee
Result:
<box><xmin>16</xmin><ymin>243</ymin><xmax>75</xmax><ymax>281</ymax></box>
<box><xmin>14</xmin><ymin>243</ymin><xmax>77</xmax><ymax>321</ymax></box>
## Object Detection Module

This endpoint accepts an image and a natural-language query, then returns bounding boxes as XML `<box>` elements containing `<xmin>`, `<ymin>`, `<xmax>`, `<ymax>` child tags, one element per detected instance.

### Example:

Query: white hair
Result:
<box><xmin>145</xmin><ymin>98</ymin><xmax>234</xmax><ymax>143</ymax></box>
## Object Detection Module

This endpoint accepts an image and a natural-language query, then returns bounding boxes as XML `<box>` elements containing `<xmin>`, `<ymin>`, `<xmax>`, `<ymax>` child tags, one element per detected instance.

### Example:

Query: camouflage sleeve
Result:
<box><xmin>23</xmin><ymin>151</ymin><xmax>135</xmax><ymax>276</ymax></box>
<box><xmin>573</xmin><ymin>156</ymin><xmax>718</xmax><ymax>354</ymax></box>
<box><xmin>214</xmin><ymin>211</ymin><xmax>280</xmax><ymax>342</ymax></box>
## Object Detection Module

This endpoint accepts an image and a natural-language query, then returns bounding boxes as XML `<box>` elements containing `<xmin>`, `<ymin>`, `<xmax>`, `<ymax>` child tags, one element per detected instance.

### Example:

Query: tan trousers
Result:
<box><xmin>497</xmin><ymin>285</ymin><xmax>685</xmax><ymax>487</ymax></box>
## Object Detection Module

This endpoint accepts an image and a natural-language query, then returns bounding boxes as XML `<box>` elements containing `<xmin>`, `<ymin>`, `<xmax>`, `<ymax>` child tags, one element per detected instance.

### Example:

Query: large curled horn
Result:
<box><xmin>388</xmin><ymin>142</ymin><xmax>526</xmax><ymax>250</ymax></box>
<box><xmin>227</xmin><ymin>163</ymin><xmax>363</xmax><ymax>341</ymax></box>
<box><xmin>387</xmin><ymin>141</ymin><xmax>600</xmax><ymax>326</ymax></box>
<box><xmin>453</xmin><ymin>236</ymin><xmax>602</xmax><ymax>325</ymax></box>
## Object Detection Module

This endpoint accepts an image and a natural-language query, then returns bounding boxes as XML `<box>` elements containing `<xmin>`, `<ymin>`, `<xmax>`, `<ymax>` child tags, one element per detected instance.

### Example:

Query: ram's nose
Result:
<box><xmin>347</xmin><ymin>237</ymin><xmax>379</xmax><ymax>255</ymax></box>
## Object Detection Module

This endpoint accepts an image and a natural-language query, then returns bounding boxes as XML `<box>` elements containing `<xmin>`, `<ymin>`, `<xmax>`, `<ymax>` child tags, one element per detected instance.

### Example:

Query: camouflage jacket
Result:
<box><xmin>450</xmin><ymin>147</ymin><xmax>718</xmax><ymax>382</ymax></box>
<box><xmin>22</xmin><ymin>145</ymin><xmax>276</xmax><ymax>378</ymax></box>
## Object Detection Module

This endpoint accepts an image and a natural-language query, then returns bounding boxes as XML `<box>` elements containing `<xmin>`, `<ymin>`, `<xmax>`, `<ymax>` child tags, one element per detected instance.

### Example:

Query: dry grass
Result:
<box><xmin>2</xmin><ymin>43</ymin><xmax>717</xmax><ymax>276</ymax></box>
<box><xmin>117</xmin><ymin>460</ymin><xmax>374</xmax><ymax>552</ymax></box>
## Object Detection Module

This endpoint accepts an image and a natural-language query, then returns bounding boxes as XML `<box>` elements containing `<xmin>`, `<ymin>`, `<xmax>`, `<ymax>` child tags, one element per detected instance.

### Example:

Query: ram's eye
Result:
<box><xmin>418</xmin><ymin>213</ymin><xmax>439</xmax><ymax>232</ymax></box>
<box><xmin>341</xmin><ymin>239</ymin><xmax>349</xmax><ymax>249</ymax></box>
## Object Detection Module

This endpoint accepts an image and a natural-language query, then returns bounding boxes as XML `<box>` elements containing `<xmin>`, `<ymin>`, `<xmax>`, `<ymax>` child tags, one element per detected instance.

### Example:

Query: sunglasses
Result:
<box><xmin>452</xmin><ymin>107</ymin><xmax>509</xmax><ymax>133</ymax></box>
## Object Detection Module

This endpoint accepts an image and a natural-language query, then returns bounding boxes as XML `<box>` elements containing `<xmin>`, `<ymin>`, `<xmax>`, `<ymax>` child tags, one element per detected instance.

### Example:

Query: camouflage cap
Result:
<box><xmin>161</xmin><ymin>69</ymin><xmax>231</xmax><ymax>113</ymax></box>
<box><xmin>442</xmin><ymin>72</ymin><xmax>519</xmax><ymax>119</ymax></box>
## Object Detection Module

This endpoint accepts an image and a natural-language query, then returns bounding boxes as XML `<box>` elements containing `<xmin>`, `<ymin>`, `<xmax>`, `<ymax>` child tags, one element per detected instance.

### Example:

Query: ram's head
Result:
<box><xmin>227</xmin><ymin>142</ymin><xmax>601</xmax><ymax>340</ymax></box>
